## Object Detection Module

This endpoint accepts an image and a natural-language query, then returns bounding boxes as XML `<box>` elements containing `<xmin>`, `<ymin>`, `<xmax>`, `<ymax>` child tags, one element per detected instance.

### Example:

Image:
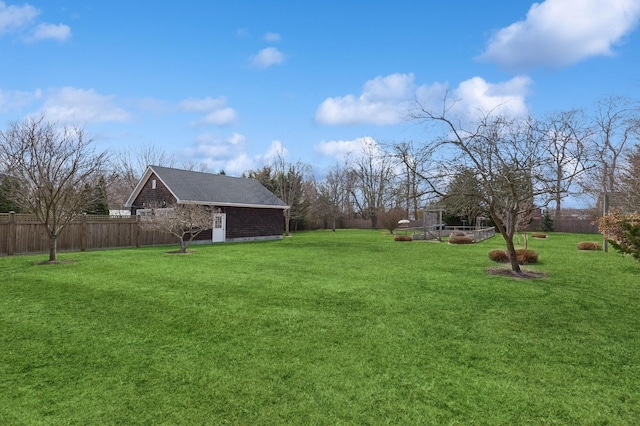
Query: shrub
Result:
<box><xmin>394</xmin><ymin>235</ymin><xmax>412</xmax><ymax>242</ymax></box>
<box><xmin>577</xmin><ymin>241</ymin><xmax>600</xmax><ymax>251</ymax></box>
<box><xmin>531</xmin><ymin>233</ymin><xmax>547</xmax><ymax>239</ymax></box>
<box><xmin>539</xmin><ymin>209</ymin><xmax>555</xmax><ymax>232</ymax></box>
<box><xmin>488</xmin><ymin>249</ymin><xmax>509</xmax><ymax>263</ymax></box>
<box><xmin>380</xmin><ymin>207</ymin><xmax>408</xmax><ymax>234</ymax></box>
<box><xmin>598</xmin><ymin>210</ymin><xmax>640</xmax><ymax>262</ymax></box>
<box><xmin>448</xmin><ymin>236</ymin><xmax>474</xmax><ymax>244</ymax></box>
<box><xmin>515</xmin><ymin>249</ymin><xmax>539</xmax><ymax>264</ymax></box>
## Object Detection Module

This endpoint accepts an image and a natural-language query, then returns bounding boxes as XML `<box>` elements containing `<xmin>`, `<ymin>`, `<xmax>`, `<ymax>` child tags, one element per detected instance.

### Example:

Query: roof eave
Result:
<box><xmin>179</xmin><ymin>199</ymin><xmax>289</xmax><ymax>210</ymax></box>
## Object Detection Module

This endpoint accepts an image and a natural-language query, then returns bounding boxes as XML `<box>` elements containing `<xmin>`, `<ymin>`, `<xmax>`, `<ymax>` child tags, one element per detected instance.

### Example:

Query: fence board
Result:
<box><xmin>0</xmin><ymin>214</ymin><xmax>178</xmax><ymax>256</ymax></box>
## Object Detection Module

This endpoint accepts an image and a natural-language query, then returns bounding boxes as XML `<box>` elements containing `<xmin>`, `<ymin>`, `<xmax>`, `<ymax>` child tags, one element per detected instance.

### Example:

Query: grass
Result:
<box><xmin>1</xmin><ymin>230</ymin><xmax>638</xmax><ymax>424</ymax></box>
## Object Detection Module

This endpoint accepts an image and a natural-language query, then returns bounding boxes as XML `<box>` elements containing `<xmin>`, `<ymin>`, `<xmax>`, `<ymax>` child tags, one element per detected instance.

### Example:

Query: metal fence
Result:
<box><xmin>0</xmin><ymin>213</ymin><xmax>176</xmax><ymax>256</ymax></box>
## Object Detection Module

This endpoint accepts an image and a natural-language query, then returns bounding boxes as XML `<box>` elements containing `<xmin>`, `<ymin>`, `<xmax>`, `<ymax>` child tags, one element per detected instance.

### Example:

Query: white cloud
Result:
<box><xmin>0</xmin><ymin>2</ymin><xmax>71</xmax><ymax>42</ymax></box>
<box><xmin>0</xmin><ymin>1</ymin><xmax>38</xmax><ymax>33</ymax></box>
<box><xmin>315</xmin><ymin>73</ymin><xmax>424</xmax><ymax>125</ymax></box>
<box><xmin>479</xmin><ymin>0</ymin><xmax>640</xmax><ymax>70</ymax></box>
<box><xmin>0</xmin><ymin>88</ymin><xmax>41</xmax><ymax>111</ymax></box>
<box><xmin>317</xmin><ymin>73</ymin><xmax>531</xmax><ymax>126</ymax></box>
<box><xmin>251</xmin><ymin>47</ymin><xmax>285</xmax><ymax>68</ymax></box>
<box><xmin>314</xmin><ymin>136</ymin><xmax>378</xmax><ymax>163</ymax></box>
<box><xmin>262</xmin><ymin>140</ymin><xmax>287</xmax><ymax>163</ymax></box>
<box><xmin>223</xmin><ymin>153</ymin><xmax>254</xmax><ymax>175</ymax></box>
<box><xmin>29</xmin><ymin>22</ymin><xmax>70</xmax><ymax>41</ymax></box>
<box><xmin>447</xmin><ymin>75</ymin><xmax>532</xmax><ymax>120</ymax></box>
<box><xmin>180</xmin><ymin>96</ymin><xmax>238</xmax><ymax>126</ymax></box>
<box><xmin>185</xmin><ymin>134</ymin><xmax>288</xmax><ymax>176</ymax></box>
<box><xmin>41</xmin><ymin>87</ymin><xmax>130</xmax><ymax>123</ymax></box>
<box><xmin>200</xmin><ymin>108</ymin><xmax>238</xmax><ymax>125</ymax></box>
<box><xmin>264</xmin><ymin>32</ymin><xmax>281</xmax><ymax>42</ymax></box>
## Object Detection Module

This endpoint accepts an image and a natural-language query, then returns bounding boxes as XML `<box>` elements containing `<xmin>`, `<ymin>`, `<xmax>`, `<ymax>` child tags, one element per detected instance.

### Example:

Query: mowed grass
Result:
<box><xmin>1</xmin><ymin>230</ymin><xmax>638</xmax><ymax>424</ymax></box>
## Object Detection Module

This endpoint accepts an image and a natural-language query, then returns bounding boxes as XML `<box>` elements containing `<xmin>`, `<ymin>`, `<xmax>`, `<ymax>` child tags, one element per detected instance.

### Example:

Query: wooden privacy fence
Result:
<box><xmin>527</xmin><ymin>218</ymin><xmax>599</xmax><ymax>234</ymax></box>
<box><xmin>1</xmin><ymin>213</ymin><xmax>176</xmax><ymax>256</ymax></box>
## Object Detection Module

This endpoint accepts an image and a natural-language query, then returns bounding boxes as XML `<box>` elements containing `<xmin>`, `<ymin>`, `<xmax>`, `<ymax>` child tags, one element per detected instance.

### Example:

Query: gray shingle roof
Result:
<box><xmin>150</xmin><ymin>165</ymin><xmax>287</xmax><ymax>209</ymax></box>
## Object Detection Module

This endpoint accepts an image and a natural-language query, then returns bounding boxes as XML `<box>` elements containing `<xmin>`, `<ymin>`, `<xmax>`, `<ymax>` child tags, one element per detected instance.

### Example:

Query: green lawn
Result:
<box><xmin>1</xmin><ymin>230</ymin><xmax>638</xmax><ymax>424</ymax></box>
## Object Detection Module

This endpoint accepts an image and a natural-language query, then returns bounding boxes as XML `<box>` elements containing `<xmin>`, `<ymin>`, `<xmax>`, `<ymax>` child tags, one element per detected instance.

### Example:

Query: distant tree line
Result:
<box><xmin>1</xmin><ymin>95</ymin><xmax>639</xmax><ymax>266</ymax></box>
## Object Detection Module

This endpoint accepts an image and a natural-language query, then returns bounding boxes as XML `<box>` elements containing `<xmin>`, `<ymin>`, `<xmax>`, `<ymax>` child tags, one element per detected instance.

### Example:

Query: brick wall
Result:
<box><xmin>226</xmin><ymin>206</ymin><xmax>283</xmax><ymax>239</ymax></box>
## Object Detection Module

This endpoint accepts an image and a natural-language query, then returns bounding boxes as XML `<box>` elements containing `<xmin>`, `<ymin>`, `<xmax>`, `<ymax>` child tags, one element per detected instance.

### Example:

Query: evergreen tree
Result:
<box><xmin>86</xmin><ymin>176</ymin><xmax>109</xmax><ymax>215</ymax></box>
<box><xmin>539</xmin><ymin>209</ymin><xmax>555</xmax><ymax>232</ymax></box>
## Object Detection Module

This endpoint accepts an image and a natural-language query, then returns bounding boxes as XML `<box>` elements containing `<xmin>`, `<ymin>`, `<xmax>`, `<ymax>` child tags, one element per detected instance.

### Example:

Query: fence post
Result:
<box><xmin>7</xmin><ymin>211</ymin><xmax>16</xmax><ymax>256</ymax></box>
<box><xmin>134</xmin><ymin>215</ymin><xmax>140</xmax><ymax>248</ymax></box>
<box><xmin>80</xmin><ymin>213</ymin><xmax>87</xmax><ymax>252</ymax></box>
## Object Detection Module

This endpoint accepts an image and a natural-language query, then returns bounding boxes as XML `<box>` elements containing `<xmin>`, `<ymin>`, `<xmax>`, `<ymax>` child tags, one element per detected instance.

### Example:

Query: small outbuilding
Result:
<box><xmin>125</xmin><ymin>165</ymin><xmax>289</xmax><ymax>243</ymax></box>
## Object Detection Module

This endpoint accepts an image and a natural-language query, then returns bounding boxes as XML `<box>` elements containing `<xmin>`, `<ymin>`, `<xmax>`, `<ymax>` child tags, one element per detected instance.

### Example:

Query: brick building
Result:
<box><xmin>125</xmin><ymin>166</ymin><xmax>288</xmax><ymax>243</ymax></box>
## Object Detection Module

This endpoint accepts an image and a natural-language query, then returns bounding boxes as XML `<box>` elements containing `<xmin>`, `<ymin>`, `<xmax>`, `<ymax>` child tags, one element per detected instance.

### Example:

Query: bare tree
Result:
<box><xmin>312</xmin><ymin>164</ymin><xmax>348</xmax><ymax>231</ymax></box>
<box><xmin>582</xmin><ymin>96</ymin><xmax>640</xmax><ymax>209</ymax></box>
<box><xmin>271</xmin><ymin>151</ymin><xmax>310</xmax><ymax>236</ymax></box>
<box><xmin>619</xmin><ymin>144</ymin><xmax>640</xmax><ymax>212</ymax></box>
<box><xmin>391</xmin><ymin>140</ymin><xmax>440</xmax><ymax>219</ymax></box>
<box><xmin>348</xmin><ymin>140</ymin><xmax>397</xmax><ymax>229</ymax></box>
<box><xmin>411</xmin><ymin>98</ymin><xmax>553</xmax><ymax>275</ymax></box>
<box><xmin>138</xmin><ymin>203</ymin><xmax>214</xmax><ymax>253</ymax></box>
<box><xmin>537</xmin><ymin>109</ymin><xmax>591</xmax><ymax>217</ymax></box>
<box><xmin>0</xmin><ymin>114</ymin><xmax>107</xmax><ymax>262</ymax></box>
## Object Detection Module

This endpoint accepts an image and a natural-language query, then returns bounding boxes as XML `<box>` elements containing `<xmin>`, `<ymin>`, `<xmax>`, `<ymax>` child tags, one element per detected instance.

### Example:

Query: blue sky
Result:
<box><xmin>1</xmin><ymin>0</ymin><xmax>640</xmax><ymax>177</ymax></box>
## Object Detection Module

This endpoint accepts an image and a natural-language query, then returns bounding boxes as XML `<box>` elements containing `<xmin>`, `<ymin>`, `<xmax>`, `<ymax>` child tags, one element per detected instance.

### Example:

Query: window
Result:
<box><xmin>151</xmin><ymin>179</ymin><xmax>157</xmax><ymax>189</ymax></box>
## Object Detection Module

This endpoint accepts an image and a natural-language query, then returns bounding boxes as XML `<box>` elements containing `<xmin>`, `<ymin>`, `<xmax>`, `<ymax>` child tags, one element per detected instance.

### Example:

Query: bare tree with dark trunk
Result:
<box><xmin>411</xmin><ymin>99</ymin><xmax>553</xmax><ymax>275</ymax></box>
<box><xmin>138</xmin><ymin>203</ymin><xmax>214</xmax><ymax>253</ymax></box>
<box><xmin>0</xmin><ymin>114</ymin><xmax>107</xmax><ymax>262</ymax></box>
<box><xmin>537</xmin><ymin>109</ymin><xmax>591</xmax><ymax>218</ymax></box>
<box><xmin>581</xmin><ymin>96</ymin><xmax>640</xmax><ymax>210</ymax></box>
<box><xmin>348</xmin><ymin>139</ymin><xmax>397</xmax><ymax>229</ymax></box>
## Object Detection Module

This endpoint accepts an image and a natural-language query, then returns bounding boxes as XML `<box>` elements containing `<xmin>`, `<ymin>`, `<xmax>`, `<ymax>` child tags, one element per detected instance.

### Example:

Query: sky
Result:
<box><xmin>1</xmin><ymin>0</ymin><xmax>640</xmax><ymax>178</ymax></box>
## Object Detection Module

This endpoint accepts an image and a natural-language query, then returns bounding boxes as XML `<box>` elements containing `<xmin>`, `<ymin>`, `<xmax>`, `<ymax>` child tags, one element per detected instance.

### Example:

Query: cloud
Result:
<box><xmin>41</xmin><ymin>87</ymin><xmax>130</xmax><ymax>123</ymax></box>
<box><xmin>262</xmin><ymin>140</ymin><xmax>287</xmax><ymax>163</ymax></box>
<box><xmin>0</xmin><ymin>1</ymin><xmax>38</xmax><ymax>33</ymax></box>
<box><xmin>180</xmin><ymin>96</ymin><xmax>238</xmax><ymax>126</ymax></box>
<box><xmin>317</xmin><ymin>73</ymin><xmax>531</xmax><ymax>126</ymax></box>
<box><xmin>315</xmin><ymin>73</ymin><xmax>420</xmax><ymax>125</ymax></box>
<box><xmin>0</xmin><ymin>88</ymin><xmax>41</xmax><ymax>112</ymax></box>
<box><xmin>264</xmin><ymin>32</ymin><xmax>281</xmax><ymax>42</ymax></box>
<box><xmin>315</xmin><ymin>137</ymin><xmax>378</xmax><ymax>163</ymax></box>
<box><xmin>479</xmin><ymin>0</ymin><xmax>640</xmax><ymax>70</ymax></box>
<box><xmin>0</xmin><ymin>1</ymin><xmax>71</xmax><ymax>42</ymax></box>
<box><xmin>447</xmin><ymin>75</ymin><xmax>532</xmax><ymax>120</ymax></box>
<box><xmin>29</xmin><ymin>22</ymin><xmax>71</xmax><ymax>41</ymax></box>
<box><xmin>185</xmin><ymin>134</ymin><xmax>287</xmax><ymax>176</ymax></box>
<box><xmin>251</xmin><ymin>47</ymin><xmax>285</xmax><ymax>68</ymax></box>
<box><xmin>189</xmin><ymin>132</ymin><xmax>246</xmax><ymax>158</ymax></box>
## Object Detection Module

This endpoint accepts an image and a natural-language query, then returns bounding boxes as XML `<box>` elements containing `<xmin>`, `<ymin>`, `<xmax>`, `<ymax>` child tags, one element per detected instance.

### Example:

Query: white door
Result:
<box><xmin>212</xmin><ymin>213</ymin><xmax>226</xmax><ymax>242</ymax></box>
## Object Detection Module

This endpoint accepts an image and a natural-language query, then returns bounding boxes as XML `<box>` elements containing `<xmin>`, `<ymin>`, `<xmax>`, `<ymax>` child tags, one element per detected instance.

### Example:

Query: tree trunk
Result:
<box><xmin>49</xmin><ymin>235</ymin><xmax>57</xmax><ymax>262</ymax></box>
<box><xmin>371</xmin><ymin>214</ymin><xmax>378</xmax><ymax>229</ymax></box>
<box><xmin>505</xmin><ymin>237</ymin><xmax>522</xmax><ymax>274</ymax></box>
<box><xmin>284</xmin><ymin>210</ymin><xmax>291</xmax><ymax>237</ymax></box>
